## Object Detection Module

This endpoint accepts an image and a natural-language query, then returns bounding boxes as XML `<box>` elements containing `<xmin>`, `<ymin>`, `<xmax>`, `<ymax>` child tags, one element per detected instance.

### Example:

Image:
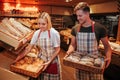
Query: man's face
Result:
<box><xmin>76</xmin><ymin>10</ymin><xmax>88</xmax><ymax>24</ymax></box>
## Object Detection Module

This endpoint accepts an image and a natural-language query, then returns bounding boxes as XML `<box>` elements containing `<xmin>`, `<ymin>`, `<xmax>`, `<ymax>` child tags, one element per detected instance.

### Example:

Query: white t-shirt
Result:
<box><xmin>30</xmin><ymin>28</ymin><xmax>60</xmax><ymax>47</ymax></box>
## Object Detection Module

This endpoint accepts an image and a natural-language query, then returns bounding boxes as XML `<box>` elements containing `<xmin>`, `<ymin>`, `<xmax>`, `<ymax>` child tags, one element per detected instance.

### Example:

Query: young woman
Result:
<box><xmin>30</xmin><ymin>12</ymin><xmax>61</xmax><ymax>80</ymax></box>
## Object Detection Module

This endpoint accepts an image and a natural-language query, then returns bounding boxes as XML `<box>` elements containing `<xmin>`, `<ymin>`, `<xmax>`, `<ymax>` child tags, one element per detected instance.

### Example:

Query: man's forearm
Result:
<box><xmin>67</xmin><ymin>44</ymin><xmax>75</xmax><ymax>54</ymax></box>
<box><xmin>105</xmin><ymin>45</ymin><xmax>112</xmax><ymax>59</ymax></box>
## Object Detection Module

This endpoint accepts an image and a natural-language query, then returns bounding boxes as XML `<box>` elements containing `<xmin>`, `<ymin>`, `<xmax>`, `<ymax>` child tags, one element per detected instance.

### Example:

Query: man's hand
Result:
<box><xmin>105</xmin><ymin>57</ymin><xmax>111</xmax><ymax>68</ymax></box>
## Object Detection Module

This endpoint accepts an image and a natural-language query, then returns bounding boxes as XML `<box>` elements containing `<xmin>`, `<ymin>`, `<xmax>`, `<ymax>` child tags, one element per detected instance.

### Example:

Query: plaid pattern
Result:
<box><xmin>41</xmin><ymin>59</ymin><xmax>60</xmax><ymax>80</ymax></box>
<box><xmin>30</xmin><ymin>73</ymin><xmax>60</xmax><ymax>80</ymax></box>
<box><xmin>29</xmin><ymin>58</ymin><xmax>60</xmax><ymax>80</ymax></box>
<box><xmin>39</xmin><ymin>72</ymin><xmax>60</xmax><ymax>80</ymax></box>
<box><xmin>76</xmin><ymin>32</ymin><xmax>98</xmax><ymax>54</ymax></box>
<box><xmin>34</xmin><ymin>31</ymin><xmax>60</xmax><ymax>80</ymax></box>
<box><xmin>37</xmin><ymin>38</ymin><xmax>54</xmax><ymax>62</ymax></box>
<box><xmin>76</xmin><ymin>69</ymin><xmax>103</xmax><ymax>80</ymax></box>
<box><xmin>75</xmin><ymin>24</ymin><xmax>103</xmax><ymax>80</ymax></box>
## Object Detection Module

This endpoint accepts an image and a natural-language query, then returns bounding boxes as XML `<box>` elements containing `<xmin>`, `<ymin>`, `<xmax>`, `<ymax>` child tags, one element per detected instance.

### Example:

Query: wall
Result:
<box><xmin>117</xmin><ymin>17</ymin><xmax>120</xmax><ymax>42</ymax></box>
<box><xmin>38</xmin><ymin>6</ymin><xmax>73</xmax><ymax>15</ymax></box>
<box><xmin>0</xmin><ymin>1</ymin><xmax>118</xmax><ymax>15</ymax></box>
<box><xmin>51</xmin><ymin>6</ymin><xmax>72</xmax><ymax>15</ymax></box>
<box><xmin>90</xmin><ymin>1</ymin><xmax>118</xmax><ymax>13</ymax></box>
<box><xmin>0</xmin><ymin>3</ymin><xmax>73</xmax><ymax>15</ymax></box>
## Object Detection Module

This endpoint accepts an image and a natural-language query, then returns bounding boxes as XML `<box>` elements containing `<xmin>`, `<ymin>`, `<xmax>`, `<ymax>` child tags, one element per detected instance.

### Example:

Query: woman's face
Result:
<box><xmin>38</xmin><ymin>18</ymin><xmax>48</xmax><ymax>31</ymax></box>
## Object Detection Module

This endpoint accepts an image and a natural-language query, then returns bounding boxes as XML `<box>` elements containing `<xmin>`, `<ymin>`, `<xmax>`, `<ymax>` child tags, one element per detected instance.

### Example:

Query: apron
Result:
<box><xmin>76</xmin><ymin>22</ymin><xmax>103</xmax><ymax>80</ymax></box>
<box><xmin>37</xmin><ymin>30</ymin><xmax>54</xmax><ymax>62</ymax></box>
<box><xmin>33</xmin><ymin>30</ymin><xmax>60</xmax><ymax>80</ymax></box>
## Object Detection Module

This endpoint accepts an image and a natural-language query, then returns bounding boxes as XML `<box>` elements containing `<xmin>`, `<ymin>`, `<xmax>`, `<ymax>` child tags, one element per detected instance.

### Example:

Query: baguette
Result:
<box><xmin>9</xmin><ymin>18</ymin><xmax>31</xmax><ymax>35</ymax></box>
<box><xmin>2</xmin><ymin>18</ymin><xmax>23</xmax><ymax>38</ymax></box>
<box><xmin>0</xmin><ymin>23</ymin><xmax>19</xmax><ymax>40</ymax></box>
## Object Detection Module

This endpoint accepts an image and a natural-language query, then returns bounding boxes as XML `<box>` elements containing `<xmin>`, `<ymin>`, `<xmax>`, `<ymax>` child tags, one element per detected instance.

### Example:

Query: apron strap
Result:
<box><xmin>37</xmin><ymin>30</ymin><xmax>51</xmax><ymax>42</ymax></box>
<box><xmin>91</xmin><ymin>21</ymin><xmax>95</xmax><ymax>32</ymax></box>
<box><xmin>77</xmin><ymin>24</ymin><xmax>81</xmax><ymax>32</ymax></box>
<box><xmin>48</xmin><ymin>30</ymin><xmax>51</xmax><ymax>38</ymax></box>
<box><xmin>38</xmin><ymin>30</ymin><xmax>42</xmax><ymax>40</ymax></box>
<box><xmin>77</xmin><ymin>21</ymin><xmax>95</xmax><ymax>32</ymax></box>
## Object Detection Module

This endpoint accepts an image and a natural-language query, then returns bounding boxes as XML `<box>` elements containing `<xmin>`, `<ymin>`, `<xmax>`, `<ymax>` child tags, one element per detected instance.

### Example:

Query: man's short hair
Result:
<box><xmin>74</xmin><ymin>2</ymin><xmax>90</xmax><ymax>13</ymax></box>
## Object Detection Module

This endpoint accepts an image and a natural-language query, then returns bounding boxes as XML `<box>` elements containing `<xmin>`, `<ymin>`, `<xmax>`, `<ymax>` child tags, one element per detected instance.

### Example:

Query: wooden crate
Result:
<box><xmin>0</xmin><ymin>31</ymin><xmax>34</xmax><ymax>50</ymax></box>
<box><xmin>10</xmin><ymin>62</ymin><xmax>44</xmax><ymax>78</ymax></box>
<box><xmin>10</xmin><ymin>55</ymin><xmax>44</xmax><ymax>78</ymax></box>
<box><xmin>10</xmin><ymin>44</ymin><xmax>44</xmax><ymax>78</ymax></box>
<box><xmin>63</xmin><ymin>55</ymin><xmax>105</xmax><ymax>73</ymax></box>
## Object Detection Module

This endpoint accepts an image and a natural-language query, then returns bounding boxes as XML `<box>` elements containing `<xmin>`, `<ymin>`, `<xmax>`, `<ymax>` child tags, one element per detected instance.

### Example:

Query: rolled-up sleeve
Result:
<box><xmin>52</xmin><ymin>31</ymin><xmax>60</xmax><ymax>47</ymax></box>
<box><xmin>30</xmin><ymin>31</ymin><xmax>39</xmax><ymax>45</ymax></box>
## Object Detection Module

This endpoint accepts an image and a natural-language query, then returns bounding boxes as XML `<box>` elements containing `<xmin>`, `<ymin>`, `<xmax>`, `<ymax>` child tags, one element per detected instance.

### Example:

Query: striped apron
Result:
<box><xmin>76</xmin><ymin>22</ymin><xmax>103</xmax><ymax>80</ymax></box>
<box><xmin>30</xmin><ymin>30</ymin><xmax>60</xmax><ymax>80</ymax></box>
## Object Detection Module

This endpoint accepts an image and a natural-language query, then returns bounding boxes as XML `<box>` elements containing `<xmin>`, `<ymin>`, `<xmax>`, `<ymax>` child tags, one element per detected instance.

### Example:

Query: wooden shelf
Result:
<box><xmin>0</xmin><ymin>14</ymin><xmax>37</xmax><ymax>18</ymax></box>
<box><xmin>51</xmin><ymin>15</ymin><xmax>63</xmax><ymax>29</ymax></box>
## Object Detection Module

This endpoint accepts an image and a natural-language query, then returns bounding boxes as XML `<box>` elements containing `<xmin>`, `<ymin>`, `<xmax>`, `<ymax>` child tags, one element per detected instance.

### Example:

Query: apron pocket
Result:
<box><xmin>44</xmin><ymin>63</ymin><xmax>58</xmax><ymax>74</ymax></box>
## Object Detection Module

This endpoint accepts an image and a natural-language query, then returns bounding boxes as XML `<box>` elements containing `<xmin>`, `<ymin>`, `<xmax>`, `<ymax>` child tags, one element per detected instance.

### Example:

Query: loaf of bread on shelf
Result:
<box><xmin>9</xmin><ymin>18</ymin><xmax>31</xmax><ymax>35</ymax></box>
<box><xmin>0</xmin><ymin>23</ymin><xmax>20</xmax><ymax>40</ymax></box>
<box><xmin>1</xmin><ymin>18</ymin><xmax>32</xmax><ymax>40</ymax></box>
<box><xmin>2</xmin><ymin>18</ymin><xmax>23</xmax><ymax>38</ymax></box>
<box><xmin>17</xmin><ymin>18</ymin><xmax>32</xmax><ymax>28</ymax></box>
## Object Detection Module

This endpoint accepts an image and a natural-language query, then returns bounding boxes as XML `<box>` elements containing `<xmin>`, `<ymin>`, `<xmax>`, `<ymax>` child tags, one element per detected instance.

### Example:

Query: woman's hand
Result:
<box><xmin>41</xmin><ymin>61</ymin><xmax>51</xmax><ymax>71</ymax></box>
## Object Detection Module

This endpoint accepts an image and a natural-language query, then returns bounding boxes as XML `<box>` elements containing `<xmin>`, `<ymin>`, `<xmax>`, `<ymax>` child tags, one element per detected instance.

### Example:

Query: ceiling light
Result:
<box><xmin>65</xmin><ymin>0</ymin><xmax>72</xmax><ymax>2</ymax></box>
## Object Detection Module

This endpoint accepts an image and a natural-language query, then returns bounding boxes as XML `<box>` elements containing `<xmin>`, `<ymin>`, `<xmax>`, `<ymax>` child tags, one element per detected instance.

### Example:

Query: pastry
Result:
<box><xmin>94</xmin><ymin>58</ymin><xmax>102</xmax><ymax>67</ymax></box>
<box><xmin>80</xmin><ymin>56</ymin><xmax>94</xmax><ymax>63</ymax></box>
<box><xmin>79</xmin><ymin>61</ymin><xmax>94</xmax><ymax>66</ymax></box>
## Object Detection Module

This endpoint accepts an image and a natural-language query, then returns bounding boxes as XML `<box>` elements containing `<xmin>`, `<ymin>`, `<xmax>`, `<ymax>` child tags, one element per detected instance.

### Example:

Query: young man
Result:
<box><xmin>66</xmin><ymin>2</ymin><xmax>112</xmax><ymax>80</ymax></box>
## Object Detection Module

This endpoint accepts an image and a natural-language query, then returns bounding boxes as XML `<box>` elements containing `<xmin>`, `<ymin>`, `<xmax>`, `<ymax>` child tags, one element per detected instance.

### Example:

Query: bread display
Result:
<box><xmin>63</xmin><ymin>51</ymin><xmax>105</xmax><ymax>73</ymax></box>
<box><xmin>14</xmin><ymin>56</ymin><xmax>44</xmax><ymax>72</ymax></box>
<box><xmin>0</xmin><ymin>18</ymin><xmax>34</xmax><ymax>50</ymax></box>
<box><xmin>99</xmin><ymin>41</ymin><xmax>120</xmax><ymax>52</ymax></box>
<box><xmin>17</xmin><ymin>18</ymin><xmax>32</xmax><ymax>28</ymax></box>
<box><xmin>60</xmin><ymin>28</ymin><xmax>72</xmax><ymax>44</ymax></box>
<box><xmin>10</xmin><ymin>45</ymin><xmax>44</xmax><ymax>77</ymax></box>
<box><xmin>94</xmin><ymin>58</ymin><xmax>102</xmax><ymax>67</ymax></box>
<box><xmin>10</xmin><ymin>55</ymin><xmax>44</xmax><ymax>78</ymax></box>
<box><xmin>0</xmin><ymin>18</ymin><xmax>32</xmax><ymax>40</ymax></box>
<box><xmin>66</xmin><ymin>51</ymin><xmax>104</xmax><ymax>67</ymax></box>
<box><xmin>26</xmin><ymin>46</ymin><xmax>39</xmax><ymax>58</ymax></box>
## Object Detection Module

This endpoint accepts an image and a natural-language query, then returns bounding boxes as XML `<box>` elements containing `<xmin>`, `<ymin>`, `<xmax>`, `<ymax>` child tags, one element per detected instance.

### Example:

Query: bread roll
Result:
<box><xmin>94</xmin><ymin>58</ymin><xmax>102</xmax><ymax>67</ymax></box>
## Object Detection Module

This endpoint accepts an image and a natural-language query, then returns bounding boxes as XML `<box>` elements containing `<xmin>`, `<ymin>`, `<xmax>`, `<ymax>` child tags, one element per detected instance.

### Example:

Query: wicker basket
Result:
<box><xmin>10</xmin><ymin>45</ymin><xmax>44</xmax><ymax>78</ymax></box>
<box><xmin>63</xmin><ymin>55</ymin><xmax>105</xmax><ymax>74</ymax></box>
<box><xmin>10</xmin><ymin>63</ymin><xmax>44</xmax><ymax>78</ymax></box>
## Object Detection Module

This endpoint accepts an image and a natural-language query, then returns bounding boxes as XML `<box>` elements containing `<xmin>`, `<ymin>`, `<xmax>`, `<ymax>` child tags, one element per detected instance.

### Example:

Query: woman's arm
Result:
<box><xmin>13</xmin><ymin>44</ymin><xmax>34</xmax><ymax>63</ymax></box>
<box><xmin>42</xmin><ymin>46</ymin><xmax>60</xmax><ymax>71</ymax></box>
<box><xmin>49</xmin><ymin>46</ymin><xmax>60</xmax><ymax>63</ymax></box>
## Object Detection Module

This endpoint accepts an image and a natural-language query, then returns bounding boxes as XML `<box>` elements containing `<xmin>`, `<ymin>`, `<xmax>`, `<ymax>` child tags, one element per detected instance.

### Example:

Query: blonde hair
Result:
<box><xmin>38</xmin><ymin>12</ymin><xmax>52</xmax><ymax>30</ymax></box>
<box><xmin>74</xmin><ymin>2</ymin><xmax>90</xmax><ymax>13</ymax></box>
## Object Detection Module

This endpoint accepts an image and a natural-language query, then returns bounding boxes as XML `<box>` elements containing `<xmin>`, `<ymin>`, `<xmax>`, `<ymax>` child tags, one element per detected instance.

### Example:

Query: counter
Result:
<box><xmin>0</xmin><ymin>50</ymin><xmax>29</xmax><ymax>80</ymax></box>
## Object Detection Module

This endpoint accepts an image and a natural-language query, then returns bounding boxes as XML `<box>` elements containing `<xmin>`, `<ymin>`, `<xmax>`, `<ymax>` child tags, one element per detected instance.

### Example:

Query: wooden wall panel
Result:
<box><xmin>117</xmin><ymin>17</ymin><xmax>120</xmax><ymax>42</ymax></box>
